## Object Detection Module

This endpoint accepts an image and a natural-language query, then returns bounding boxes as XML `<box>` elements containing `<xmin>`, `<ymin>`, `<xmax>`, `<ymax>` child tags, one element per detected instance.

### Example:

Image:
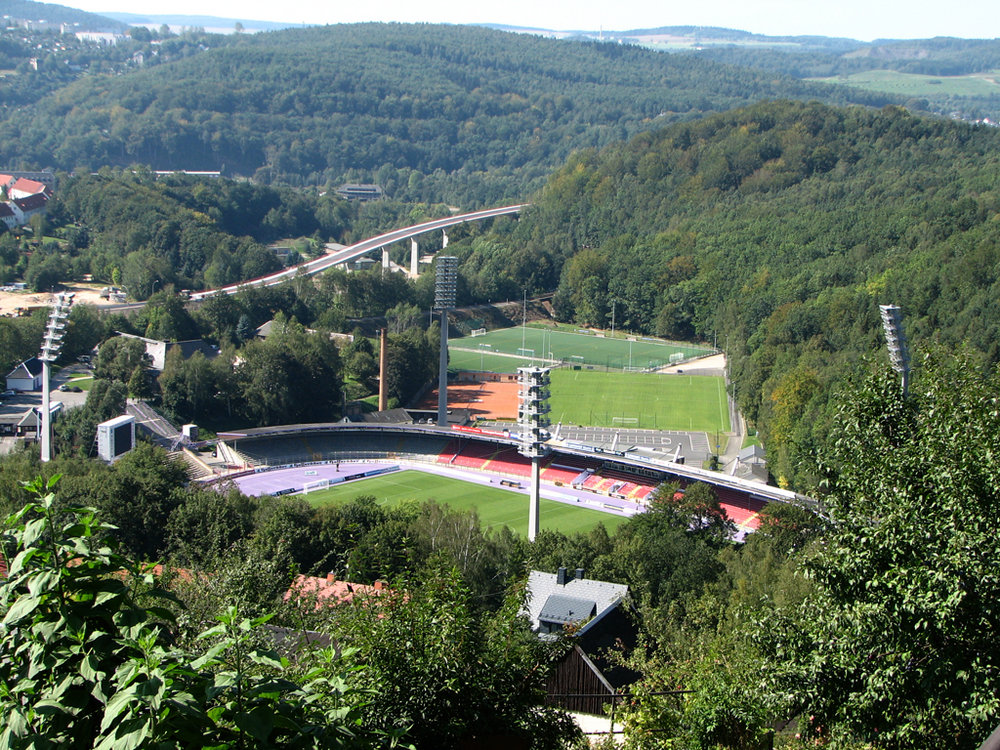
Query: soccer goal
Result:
<box><xmin>470</xmin><ymin>327</ymin><xmax>487</xmax><ymax>337</ymax></box>
<box><xmin>303</xmin><ymin>478</ymin><xmax>330</xmax><ymax>494</ymax></box>
<box><xmin>669</xmin><ymin>352</ymin><xmax>685</xmax><ymax>364</ymax></box>
<box><xmin>611</xmin><ymin>417</ymin><xmax>639</xmax><ymax>426</ymax></box>
<box><xmin>517</xmin><ymin>347</ymin><xmax>535</xmax><ymax>357</ymax></box>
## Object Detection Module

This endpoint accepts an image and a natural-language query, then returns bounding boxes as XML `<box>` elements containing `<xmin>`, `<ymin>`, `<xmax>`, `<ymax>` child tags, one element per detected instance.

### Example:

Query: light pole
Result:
<box><xmin>879</xmin><ymin>304</ymin><xmax>910</xmax><ymax>397</ymax></box>
<box><xmin>435</xmin><ymin>256</ymin><xmax>458</xmax><ymax>426</ymax></box>
<box><xmin>518</xmin><ymin>366</ymin><xmax>551</xmax><ymax>541</ymax></box>
<box><xmin>38</xmin><ymin>292</ymin><xmax>74</xmax><ymax>462</ymax></box>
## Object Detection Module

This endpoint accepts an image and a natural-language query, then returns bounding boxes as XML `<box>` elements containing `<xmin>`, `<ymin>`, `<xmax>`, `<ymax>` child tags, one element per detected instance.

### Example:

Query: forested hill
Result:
<box><xmin>476</xmin><ymin>100</ymin><xmax>1000</xmax><ymax>489</ymax></box>
<box><xmin>0</xmin><ymin>0</ymin><xmax>124</xmax><ymax>30</ymax></box>
<box><xmin>0</xmin><ymin>23</ymin><xmax>897</xmax><ymax>204</ymax></box>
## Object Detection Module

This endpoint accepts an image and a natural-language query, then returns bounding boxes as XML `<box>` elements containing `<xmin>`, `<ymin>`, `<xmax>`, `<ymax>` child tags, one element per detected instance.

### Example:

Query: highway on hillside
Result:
<box><xmin>189</xmin><ymin>203</ymin><xmax>528</xmax><ymax>301</ymax></box>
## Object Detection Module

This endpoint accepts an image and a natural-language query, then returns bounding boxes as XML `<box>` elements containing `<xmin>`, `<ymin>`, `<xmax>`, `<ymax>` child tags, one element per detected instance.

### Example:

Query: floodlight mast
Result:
<box><xmin>434</xmin><ymin>256</ymin><xmax>458</xmax><ymax>427</ymax></box>
<box><xmin>879</xmin><ymin>304</ymin><xmax>910</xmax><ymax>397</ymax></box>
<box><xmin>38</xmin><ymin>292</ymin><xmax>74</xmax><ymax>462</ymax></box>
<box><xmin>517</xmin><ymin>366</ymin><xmax>551</xmax><ymax>542</ymax></box>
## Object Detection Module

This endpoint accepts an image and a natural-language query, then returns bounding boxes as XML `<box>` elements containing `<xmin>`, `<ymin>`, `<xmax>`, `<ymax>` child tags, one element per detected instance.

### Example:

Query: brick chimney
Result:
<box><xmin>378</xmin><ymin>328</ymin><xmax>388</xmax><ymax>412</ymax></box>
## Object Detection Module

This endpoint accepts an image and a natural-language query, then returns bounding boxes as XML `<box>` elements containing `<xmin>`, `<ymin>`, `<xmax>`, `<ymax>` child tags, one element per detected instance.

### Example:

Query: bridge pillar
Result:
<box><xmin>442</xmin><ymin>229</ymin><xmax>449</xmax><ymax>248</ymax></box>
<box><xmin>381</xmin><ymin>247</ymin><xmax>390</xmax><ymax>270</ymax></box>
<box><xmin>410</xmin><ymin>238</ymin><xmax>419</xmax><ymax>277</ymax></box>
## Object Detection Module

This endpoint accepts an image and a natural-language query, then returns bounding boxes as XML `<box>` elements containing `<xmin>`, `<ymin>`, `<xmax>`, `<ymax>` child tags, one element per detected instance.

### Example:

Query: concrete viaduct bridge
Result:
<box><xmin>189</xmin><ymin>203</ymin><xmax>528</xmax><ymax>301</ymax></box>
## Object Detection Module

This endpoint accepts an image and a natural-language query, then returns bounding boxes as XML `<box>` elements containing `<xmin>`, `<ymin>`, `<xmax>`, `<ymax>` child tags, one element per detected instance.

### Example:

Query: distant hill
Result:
<box><xmin>102</xmin><ymin>12</ymin><xmax>295</xmax><ymax>34</ymax></box>
<box><xmin>0</xmin><ymin>22</ymin><xmax>898</xmax><ymax>204</ymax></box>
<box><xmin>0</xmin><ymin>0</ymin><xmax>124</xmax><ymax>31</ymax></box>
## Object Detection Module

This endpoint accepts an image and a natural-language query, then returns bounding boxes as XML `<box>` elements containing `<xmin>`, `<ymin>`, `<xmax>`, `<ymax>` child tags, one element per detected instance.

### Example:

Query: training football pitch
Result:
<box><xmin>304</xmin><ymin>470</ymin><xmax>628</xmax><ymax>536</ymax></box>
<box><xmin>447</xmin><ymin>349</ymin><xmax>537</xmax><ymax>373</ymax></box>
<box><xmin>449</xmin><ymin>325</ymin><xmax>712</xmax><ymax>371</ymax></box>
<box><xmin>548</xmin><ymin>369</ymin><xmax>730</xmax><ymax>432</ymax></box>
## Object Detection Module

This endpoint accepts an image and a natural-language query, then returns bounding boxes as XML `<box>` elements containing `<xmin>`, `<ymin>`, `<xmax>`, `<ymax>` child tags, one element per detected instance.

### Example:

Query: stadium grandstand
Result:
<box><xmin>212</xmin><ymin>422</ymin><xmax>815</xmax><ymax>536</ymax></box>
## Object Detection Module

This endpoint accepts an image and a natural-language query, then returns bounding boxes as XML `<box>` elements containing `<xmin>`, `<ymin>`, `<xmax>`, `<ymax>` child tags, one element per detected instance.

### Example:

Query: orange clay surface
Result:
<box><xmin>419</xmin><ymin>380</ymin><xmax>519</xmax><ymax>420</ymax></box>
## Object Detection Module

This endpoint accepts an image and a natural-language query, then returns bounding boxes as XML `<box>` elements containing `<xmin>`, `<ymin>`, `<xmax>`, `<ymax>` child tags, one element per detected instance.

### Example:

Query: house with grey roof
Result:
<box><xmin>524</xmin><ymin>568</ymin><xmax>639</xmax><ymax>717</ymax></box>
<box><xmin>6</xmin><ymin>357</ymin><xmax>43</xmax><ymax>392</ymax></box>
<box><xmin>524</xmin><ymin>568</ymin><xmax>628</xmax><ymax>635</ymax></box>
<box><xmin>115</xmin><ymin>333</ymin><xmax>218</xmax><ymax>372</ymax></box>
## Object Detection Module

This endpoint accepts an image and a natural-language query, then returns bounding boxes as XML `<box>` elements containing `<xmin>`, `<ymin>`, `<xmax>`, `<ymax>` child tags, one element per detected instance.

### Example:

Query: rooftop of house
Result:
<box><xmin>6</xmin><ymin>357</ymin><xmax>43</xmax><ymax>379</ymax></box>
<box><xmin>524</xmin><ymin>568</ymin><xmax>629</xmax><ymax>634</ymax></box>
<box><xmin>284</xmin><ymin>573</ymin><xmax>388</xmax><ymax>610</ymax></box>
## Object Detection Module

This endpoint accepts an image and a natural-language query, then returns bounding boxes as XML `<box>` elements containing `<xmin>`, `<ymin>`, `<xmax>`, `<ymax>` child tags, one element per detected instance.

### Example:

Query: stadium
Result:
<box><xmin>207</xmin><ymin>420</ymin><xmax>809</xmax><ymax>539</ymax></box>
<box><xmin>189</xmin><ymin>323</ymin><xmax>812</xmax><ymax>540</ymax></box>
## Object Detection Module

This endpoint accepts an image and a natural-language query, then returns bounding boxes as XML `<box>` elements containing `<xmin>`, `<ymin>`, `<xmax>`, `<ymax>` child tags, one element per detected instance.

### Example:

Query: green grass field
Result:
<box><xmin>548</xmin><ymin>370</ymin><xmax>730</xmax><ymax>432</ymax></box>
<box><xmin>303</xmin><ymin>470</ymin><xmax>628</xmax><ymax>536</ymax></box>
<box><xmin>449</xmin><ymin>325</ymin><xmax>712</xmax><ymax>372</ymax></box>
<box><xmin>812</xmin><ymin>69</ymin><xmax>1000</xmax><ymax>97</ymax></box>
<box><xmin>67</xmin><ymin>374</ymin><xmax>94</xmax><ymax>391</ymax></box>
<box><xmin>447</xmin><ymin>349</ymin><xmax>537</xmax><ymax>374</ymax></box>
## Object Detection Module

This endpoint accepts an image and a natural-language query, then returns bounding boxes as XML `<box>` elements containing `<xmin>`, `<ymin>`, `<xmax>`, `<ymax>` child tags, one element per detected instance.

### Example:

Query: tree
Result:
<box><xmin>95</xmin><ymin>336</ymin><xmax>150</xmax><ymax>384</ymax></box>
<box><xmin>330</xmin><ymin>565</ymin><xmax>580</xmax><ymax>749</ymax></box>
<box><xmin>0</xmin><ymin>477</ymin><xmax>391</xmax><ymax>749</ymax></box>
<box><xmin>61</xmin><ymin>304</ymin><xmax>105</xmax><ymax>362</ymax></box>
<box><xmin>771</xmin><ymin>349</ymin><xmax>1000</xmax><ymax>747</ymax></box>
<box><xmin>159</xmin><ymin>348</ymin><xmax>220</xmax><ymax>422</ymax></box>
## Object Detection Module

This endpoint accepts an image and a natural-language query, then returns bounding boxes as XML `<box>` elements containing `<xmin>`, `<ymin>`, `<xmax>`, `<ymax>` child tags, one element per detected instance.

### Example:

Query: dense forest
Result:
<box><xmin>454</xmin><ymin>100</ymin><xmax>1000</xmax><ymax>488</ymax></box>
<box><xmin>0</xmin><ymin>23</ymin><xmax>898</xmax><ymax>203</ymax></box>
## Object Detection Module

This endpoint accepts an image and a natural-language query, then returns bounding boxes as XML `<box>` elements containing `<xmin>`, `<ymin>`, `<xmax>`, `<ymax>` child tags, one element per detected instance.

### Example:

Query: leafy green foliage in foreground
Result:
<box><xmin>614</xmin><ymin>350</ymin><xmax>1000</xmax><ymax>748</ymax></box>
<box><xmin>0</xmin><ymin>477</ymin><xmax>380</xmax><ymax>749</ymax></box>
<box><xmin>772</xmin><ymin>349</ymin><xmax>1000</xmax><ymax>747</ymax></box>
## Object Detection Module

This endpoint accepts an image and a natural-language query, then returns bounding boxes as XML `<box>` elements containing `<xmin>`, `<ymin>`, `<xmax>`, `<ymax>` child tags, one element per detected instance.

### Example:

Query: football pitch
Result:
<box><xmin>449</xmin><ymin>325</ymin><xmax>712</xmax><ymax>371</ymax></box>
<box><xmin>447</xmin><ymin>349</ymin><xmax>537</xmax><ymax>373</ymax></box>
<box><xmin>548</xmin><ymin>370</ymin><xmax>730</xmax><ymax>432</ymax></box>
<box><xmin>303</xmin><ymin>470</ymin><xmax>629</xmax><ymax>536</ymax></box>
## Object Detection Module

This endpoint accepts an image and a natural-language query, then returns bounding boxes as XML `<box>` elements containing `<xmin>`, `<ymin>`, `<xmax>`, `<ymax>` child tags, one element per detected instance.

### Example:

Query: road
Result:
<box><xmin>190</xmin><ymin>204</ymin><xmax>528</xmax><ymax>301</ymax></box>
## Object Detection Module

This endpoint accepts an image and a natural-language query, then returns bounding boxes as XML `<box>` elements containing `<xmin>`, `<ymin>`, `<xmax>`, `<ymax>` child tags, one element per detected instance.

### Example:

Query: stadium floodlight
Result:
<box><xmin>518</xmin><ymin>366</ymin><xmax>552</xmax><ymax>541</ymax></box>
<box><xmin>879</xmin><ymin>304</ymin><xmax>910</xmax><ymax>396</ymax></box>
<box><xmin>38</xmin><ymin>291</ymin><xmax>74</xmax><ymax>462</ymax></box>
<box><xmin>435</xmin><ymin>256</ymin><xmax>459</xmax><ymax>426</ymax></box>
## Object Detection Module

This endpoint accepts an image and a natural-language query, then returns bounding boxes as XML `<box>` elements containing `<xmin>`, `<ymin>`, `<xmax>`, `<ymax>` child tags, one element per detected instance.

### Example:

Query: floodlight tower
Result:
<box><xmin>435</xmin><ymin>256</ymin><xmax>458</xmax><ymax>427</ymax></box>
<box><xmin>517</xmin><ymin>366</ymin><xmax>551</xmax><ymax>542</ymax></box>
<box><xmin>879</xmin><ymin>304</ymin><xmax>910</xmax><ymax>397</ymax></box>
<box><xmin>38</xmin><ymin>292</ymin><xmax>74</xmax><ymax>462</ymax></box>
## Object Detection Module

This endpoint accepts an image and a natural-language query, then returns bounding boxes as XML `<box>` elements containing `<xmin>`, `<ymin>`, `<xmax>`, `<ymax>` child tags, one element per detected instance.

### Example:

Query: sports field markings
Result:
<box><xmin>303</xmin><ymin>469</ymin><xmax>629</xmax><ymax>536</ymax></box>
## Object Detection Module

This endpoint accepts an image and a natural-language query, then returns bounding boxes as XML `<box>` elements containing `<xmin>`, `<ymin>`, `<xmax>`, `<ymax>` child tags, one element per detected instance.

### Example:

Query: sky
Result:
<box><xmin>62</xmin><ymin>0</ymin><xmax>999</xmax><ymax>42</ymax></box>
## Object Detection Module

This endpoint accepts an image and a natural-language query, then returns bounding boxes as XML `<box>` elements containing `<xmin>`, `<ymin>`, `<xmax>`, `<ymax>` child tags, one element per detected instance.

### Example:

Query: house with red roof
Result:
<box><xmin>9</xmin><ymin>177</ymin><xmax>51</xmax><ymax>200</ymax></box>
<box><xmin>0</xmin><ymin>173</ymin><xmax>52</xmax><ymax>228</ymax></box>
<box><xmin>284</xmin><ymin>573</ymin><xmax>387</xmax><ymax>610</ymax></box>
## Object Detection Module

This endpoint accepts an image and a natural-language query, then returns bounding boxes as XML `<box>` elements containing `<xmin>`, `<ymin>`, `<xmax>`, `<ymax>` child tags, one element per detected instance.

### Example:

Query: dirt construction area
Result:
<box><xmin>0</xmin><ymin>283</ymin><xmax>117</xmax><ymax>316</ymax></box>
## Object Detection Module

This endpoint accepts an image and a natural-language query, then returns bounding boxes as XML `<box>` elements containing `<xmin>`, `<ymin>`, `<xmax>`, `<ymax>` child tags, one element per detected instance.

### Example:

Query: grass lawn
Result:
<box><xmin>304</xmin><ymin>469</ymin><xmax>628</xmax><ymax>536</ymax></box>
<box><xmin>67</xmin><ymin>374</ymin><xmax>94</xmax><ymax>391</ymax></box>
<box><xmin>450</xmin><ymin>325</ymin><xmax>712</xmax><ymax>371</ymax></box>
<box><xmin>448</xmin><ymin>349</ymin><xmax>536</xmax><ymax>373</ymax></box>
<box><xmin>811</xmin><ymin>69</ymin><xmax>1000</xmax><ymax>98</ymax></box>
<box><xmin>547</xmin><ymin>369</ymin><xmax>730</xmax><ymax>432</ymax></box>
